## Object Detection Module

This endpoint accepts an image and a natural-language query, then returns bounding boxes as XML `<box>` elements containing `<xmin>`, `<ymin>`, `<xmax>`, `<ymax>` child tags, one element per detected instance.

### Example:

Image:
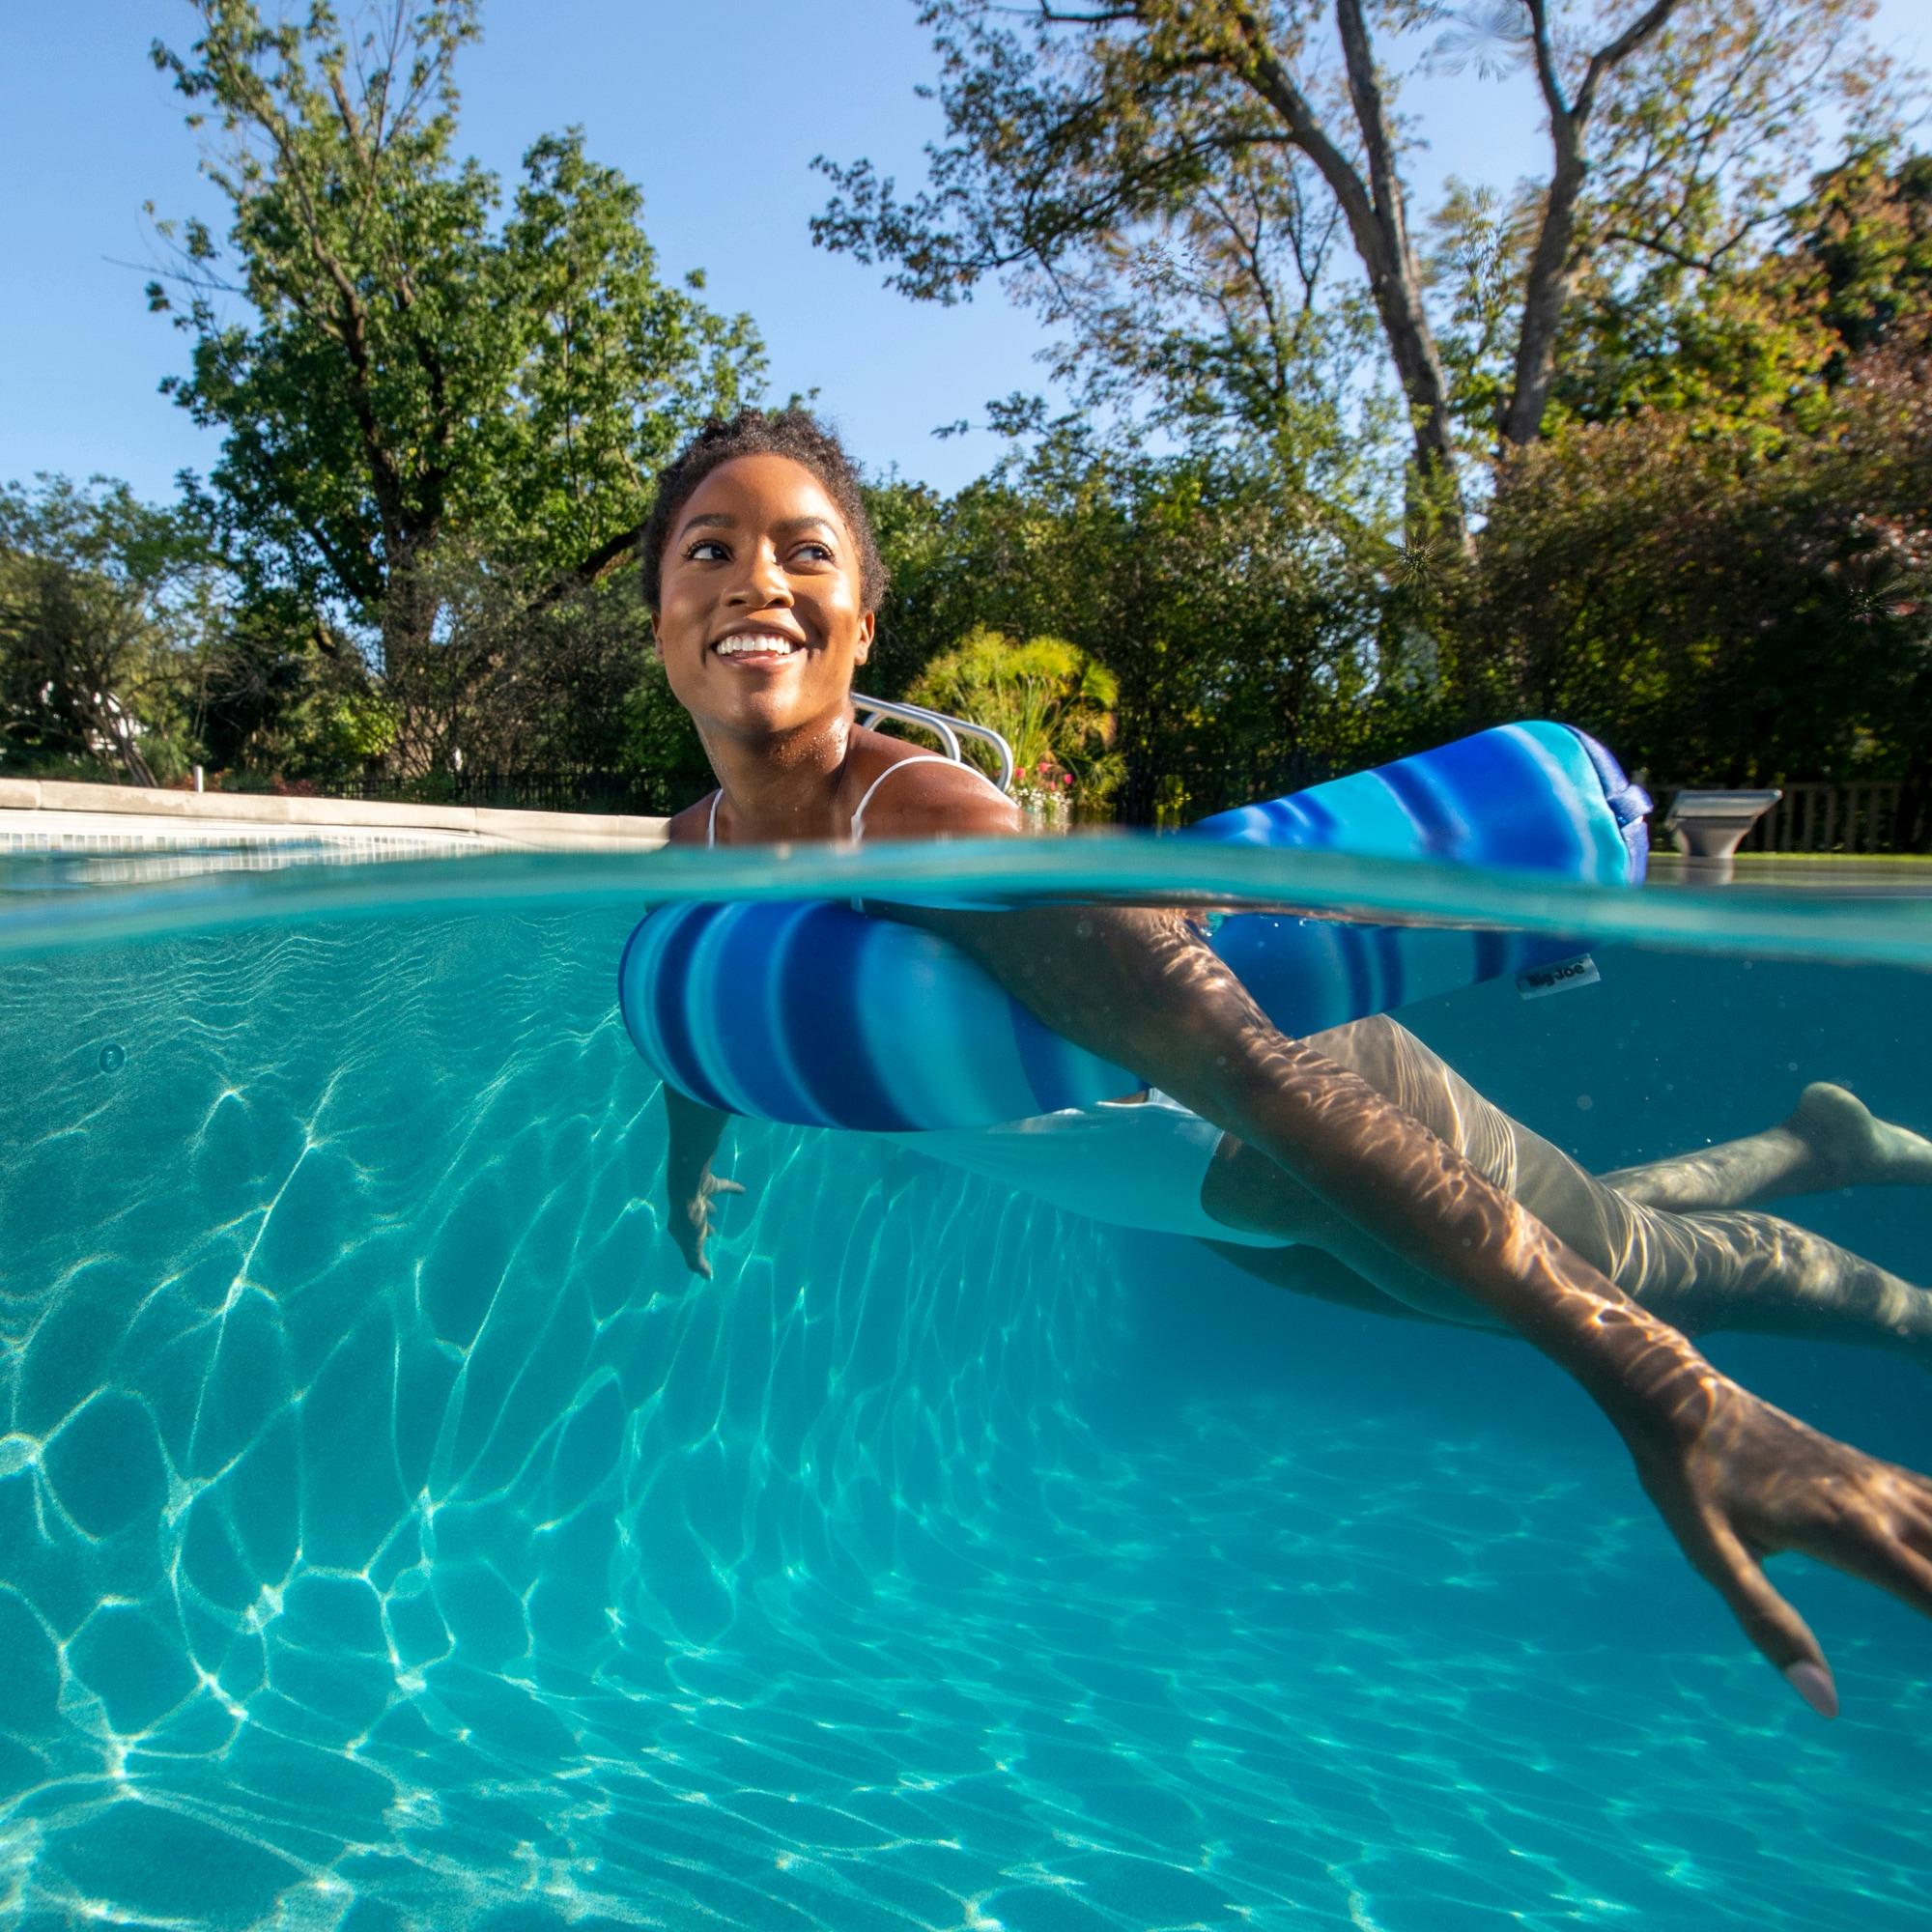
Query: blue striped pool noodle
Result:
<box><xmin>618</xmin><ymin>723</ymin><xmax>1650</xmax><ymax>1131</ymax></box>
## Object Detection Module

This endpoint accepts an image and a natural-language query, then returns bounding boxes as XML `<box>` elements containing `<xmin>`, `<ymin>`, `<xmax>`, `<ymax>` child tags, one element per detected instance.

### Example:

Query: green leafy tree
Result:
<box><xmin>1449</xmin><ymin>341</ymin><xmax>1932</xmax><ymax>793</ymax></box>
<box><xmin>816</xmin><ymin>1</ymin><xmax>1903</xmax><ymax>545</ymax></box>
<box><xmin>0</xmin><ymin>477</ymin><xmax>217</xmax><ymax>785</ymax></box>
<box><xmin>405</xmin><ymin>547</ymin><xmax>693</xmax><ymax>780</ymax></box>
<box><xmin>191</xmin><ymin>588</ymin><xmax>395</xmax><ymax>781</ymax></box>
<box><xmin>872</xmin><ymin>429</ymin><xmax>1389</xmax><ymax>820</ymax></box>
<box><xmin>858</xmin><ymin>474</ymin><xmax>972</xmax><ymax>698</ymax></box>
<box><xmin>1547</xmin><ymin>147</ymin><xmax>1932</xmax><ymax>434</ymax></box>
<box><xmin>149</xmin><ymin>0</ymin><xmax>762</xmax><ymax>774</ymax></box>
<box><xmin>618</xmin><ymin>656</ymin><xmax>714</xmax><ymax>815</ymax></box>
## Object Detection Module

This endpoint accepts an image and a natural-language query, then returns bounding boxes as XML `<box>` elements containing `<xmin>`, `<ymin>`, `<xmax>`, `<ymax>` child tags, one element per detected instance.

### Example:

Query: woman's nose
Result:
<box><xmin>726</xmin><ymin>545</ymin><xmax>791</xmax><ymax>605</ymax></box>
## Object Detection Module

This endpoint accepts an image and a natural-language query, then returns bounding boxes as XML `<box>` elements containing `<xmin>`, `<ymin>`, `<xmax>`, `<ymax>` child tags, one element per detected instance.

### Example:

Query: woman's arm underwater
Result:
<box><xmin>662</xmin><ymin>1083</ymin><xmax>742</xmax><ymax>1280</ymax></box>
<box><xmin>850</xmin><ymin>779</ymin><xmax>1932</xmax><ymax>1716</ymax></box>
<box><xmin>655</xmin><ymin>795</ymin><xmax>746</xmax><ymax>1278</ymax></box>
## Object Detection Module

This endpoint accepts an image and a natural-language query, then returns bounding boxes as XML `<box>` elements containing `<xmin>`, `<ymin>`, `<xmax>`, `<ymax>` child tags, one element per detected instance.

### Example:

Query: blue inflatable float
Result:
<box><xmin>619</xmin><ymin>722</ymin><xmax>1650</xmax><ymax>1131</ymax></box>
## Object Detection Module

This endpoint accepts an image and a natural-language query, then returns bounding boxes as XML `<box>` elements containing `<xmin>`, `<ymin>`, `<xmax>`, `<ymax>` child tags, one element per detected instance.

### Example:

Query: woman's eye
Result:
<box><xmin>685</xmin><ymin>539</ymin><xmax>728</xmax><ymax>562</ymax></box>
<box><xmin>793</xmin><ymin>542</ymin><xmax>835</xmax><ymax>564</ymax></box>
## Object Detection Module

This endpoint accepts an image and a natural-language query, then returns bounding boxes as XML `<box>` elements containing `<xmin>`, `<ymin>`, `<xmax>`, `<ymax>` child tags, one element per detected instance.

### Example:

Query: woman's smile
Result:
<box><xmin>711</xmin><ymin>622</ymin><xmax>808</xmax><ymax>667</ymax></box>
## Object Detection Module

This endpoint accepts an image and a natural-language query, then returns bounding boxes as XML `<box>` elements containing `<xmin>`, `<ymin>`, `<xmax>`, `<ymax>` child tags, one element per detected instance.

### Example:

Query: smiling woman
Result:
<box><xmin>640</xmin><ymin>412</ymin><xmax>1014</xmax><ymax>848</ymax></box>
<box><xmin>635</xmin><ymin>406</ymin><xmax>1932</xmax><ymax>1722</ymax></box>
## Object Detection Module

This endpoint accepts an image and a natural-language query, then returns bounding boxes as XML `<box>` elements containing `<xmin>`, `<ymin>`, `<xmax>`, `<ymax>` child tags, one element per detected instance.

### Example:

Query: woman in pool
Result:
<box><xmin>643</xmin><ymin>407</ymin><xmax>1932</xmax><ymax>1719</ymax></box>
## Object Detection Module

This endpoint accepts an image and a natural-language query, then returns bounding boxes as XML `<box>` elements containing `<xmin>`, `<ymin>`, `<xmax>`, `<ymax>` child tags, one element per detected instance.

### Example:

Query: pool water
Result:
<box><xmin>1</xmin><ymin>848</ymin><xmax>1929</xmax><ymax>1929</ymax></box>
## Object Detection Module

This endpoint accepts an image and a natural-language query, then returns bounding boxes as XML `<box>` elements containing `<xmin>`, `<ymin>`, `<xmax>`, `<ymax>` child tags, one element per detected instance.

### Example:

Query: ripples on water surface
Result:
<box><xmin>1</xmin><ymin>843</ymin><xmax>1930</xmax><ymax>1930</ymax></box>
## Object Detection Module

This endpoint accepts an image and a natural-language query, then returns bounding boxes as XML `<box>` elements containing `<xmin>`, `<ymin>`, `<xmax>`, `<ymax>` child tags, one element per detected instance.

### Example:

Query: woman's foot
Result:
<box><xmin>1604</xmin><ymin>1085</ymin><xmax>1932</xmax><ymax>1211</ymax></box>
<box><xmin>1787</xmin><ymin>1083</ymin><xmax>1932</xmax><ymax>1192</ymax></box>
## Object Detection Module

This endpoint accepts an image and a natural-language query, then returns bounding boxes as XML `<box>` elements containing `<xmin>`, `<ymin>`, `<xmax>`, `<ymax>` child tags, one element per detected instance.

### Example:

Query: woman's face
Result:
<box><xmin>653</xmin><ymin>453</ymin><xmax>876</xmax><ymax>741</ymax></box>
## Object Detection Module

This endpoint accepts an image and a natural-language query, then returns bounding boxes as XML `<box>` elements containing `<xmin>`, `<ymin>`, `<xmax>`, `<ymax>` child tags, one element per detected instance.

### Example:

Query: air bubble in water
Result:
<box><xmin>99</xmin><ymin>1042</ymin><xmax>126</xmax><ymax>1074</ymax></box>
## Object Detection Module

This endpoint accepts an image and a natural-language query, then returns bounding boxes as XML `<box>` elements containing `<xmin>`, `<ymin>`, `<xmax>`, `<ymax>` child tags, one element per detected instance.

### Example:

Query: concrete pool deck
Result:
<box><xmin>1646</xmin><ymin>852</ymin><xmax>1932</xmax><ymax>895</ymax></box>
<box><xmin>0</xmin><ymin>775</ymin><xmax>669</xmax><ymax>858</ymax></box>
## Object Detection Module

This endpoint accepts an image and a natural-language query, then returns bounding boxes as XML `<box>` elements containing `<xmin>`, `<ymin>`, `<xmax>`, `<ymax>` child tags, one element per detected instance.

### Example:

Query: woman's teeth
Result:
<box><xmin>716</xmin><ymin>634</ymin><xmax>798</xmax><ymax>657</ymax></box>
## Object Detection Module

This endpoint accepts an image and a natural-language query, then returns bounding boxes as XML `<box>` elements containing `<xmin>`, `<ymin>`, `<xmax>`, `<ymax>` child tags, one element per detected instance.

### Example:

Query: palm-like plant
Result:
<box><xmin>905</xmin><ymin>627</ymin><xmax>1122</xmax><ymax>812</ymax></box>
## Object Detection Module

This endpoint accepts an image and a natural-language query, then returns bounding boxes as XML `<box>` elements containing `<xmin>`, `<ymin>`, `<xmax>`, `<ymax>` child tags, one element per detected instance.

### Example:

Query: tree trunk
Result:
<box><xmin>1501</xmin><ymin>150</ymin><xmax>1587</xmax><ymax>447</ymax></box>
<box><xmin>1502</xmin><ymin>0</ymin><xmax>1687</xmax><ymax>448</ymax></box>
<box><xmin>1231</xmin><ymin>1</ymin><xmax>1472</xmax><ymax>554</ymax></box>
<box><xmin>378</xmin><ymin>536</ymin><xmax>446</xmax><ymax>779</ymax></box>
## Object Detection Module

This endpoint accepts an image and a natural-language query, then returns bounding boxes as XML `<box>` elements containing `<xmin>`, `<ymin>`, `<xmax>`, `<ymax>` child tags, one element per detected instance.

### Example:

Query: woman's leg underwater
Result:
<box><xmin>1202</xmin><ymin>1238</ymin><xmax>1459</xmax><ymax>1326</ymax></box>
<box><xmin>1600</xmin><ymin>1082</ymin><xmax>1932</xmax><ymax>1210</ymax></box>
<box><xmin>1197</xmin><ymin>1015</ymin><xmax>1932</xmax><ymax>1361</ymax></box>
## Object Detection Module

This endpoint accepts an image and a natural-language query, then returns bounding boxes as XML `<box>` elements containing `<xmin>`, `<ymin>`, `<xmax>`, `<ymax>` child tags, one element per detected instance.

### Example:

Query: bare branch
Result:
<box><xmin>1578</xmin><ymin>0</ymin><xmax>1687</xmax><ymax>122</ymax></box>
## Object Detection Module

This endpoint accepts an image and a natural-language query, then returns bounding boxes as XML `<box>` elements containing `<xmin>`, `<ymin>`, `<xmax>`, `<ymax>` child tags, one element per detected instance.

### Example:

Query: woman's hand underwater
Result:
<box><xmin>1619</xmin><ymin>1371</ymin><xmax>1932</xmax><ymax>1718</ymax></box>
<box><xmin>668</xmin><ymin>1161</ymin><xmax>747</xmax><ymax>1280</ymax></box>
<box><xmin>898</xmin><ymin>895</ymin><xmax>1932</xmax><ymax>1716</ymax></box>
<box><xmin>660</xmin><ymin>1085</ymin><xmax>739</xmax><ymax>1279</ymax></box>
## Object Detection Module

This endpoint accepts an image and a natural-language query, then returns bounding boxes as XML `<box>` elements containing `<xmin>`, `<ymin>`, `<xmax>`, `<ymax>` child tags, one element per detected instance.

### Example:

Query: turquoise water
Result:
<box><xmin>1</xmin><ymin>846</ymin><xmax>1930</xmax><ymax>1929</ymax></box>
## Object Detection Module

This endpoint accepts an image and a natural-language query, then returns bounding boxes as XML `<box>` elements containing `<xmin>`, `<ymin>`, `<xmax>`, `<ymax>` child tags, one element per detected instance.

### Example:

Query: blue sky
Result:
<box><xmin>3</xmin><ymin>0</ymin><xmax>1926</xmax><ymax>505</ymax></box>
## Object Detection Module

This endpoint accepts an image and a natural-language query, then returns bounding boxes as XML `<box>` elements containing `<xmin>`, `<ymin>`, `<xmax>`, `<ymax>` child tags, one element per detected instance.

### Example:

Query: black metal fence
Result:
<box><xmin>312</xmin><ymin>766</ymin><xmax>714</xmax><ymax>819</ymax></box>
<box><xmin>283</xmin><ymin>766</ymin><xmax>1932</xmax><ymax>852</ymax></box>
<box><xmin>1150</xmin><ymin>748</ymin><xmax>1336</xmax><ymax>825</ymax></box>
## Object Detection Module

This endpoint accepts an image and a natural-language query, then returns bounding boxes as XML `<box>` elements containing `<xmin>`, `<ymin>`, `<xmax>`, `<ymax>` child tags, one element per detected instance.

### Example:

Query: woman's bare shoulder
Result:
<box><xmin>858</xmin><ymin>747</ymin><xmax>1022</xmax><ymax>840</ymax></box>
<box><xmin>663</xmin><ymin>793</ymin><xmax>717</xmax><ymax>846</ymax></box>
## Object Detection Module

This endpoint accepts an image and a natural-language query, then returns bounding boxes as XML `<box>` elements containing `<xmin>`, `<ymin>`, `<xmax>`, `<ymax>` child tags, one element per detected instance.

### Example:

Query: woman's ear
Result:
<box><xmin>854</xmin><ymin>611</ymin><xmax>876</xmax><ymax>666</ymax></box>
<box><xmin>650</xmin><ymin>617</ymin><xmax>665</xmax><ymax>662</ymax></box>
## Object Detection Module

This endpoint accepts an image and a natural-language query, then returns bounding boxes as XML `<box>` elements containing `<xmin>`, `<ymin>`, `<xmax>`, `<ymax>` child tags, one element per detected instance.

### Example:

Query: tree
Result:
<box><xmin>0</xmin><ymin>477</ymin><xmax>215</xmax><ymax>785</ymax></box>
<box><xmin>1448</xmin><ymin>342</ymin><xmax>1932</xmax><ymax>793</ymax></box>
<box><xmin>1546</xmin><ymin>147</ymin><xmax>1932</xmax><ymax>434</ymax></box>
<box><xmin>0</xmin><ymin>475</ymin><xmax>399</xmax><ymax>788</ymax></box>
<box><xmin>190</xmin><ymin>588</ymin><xmax>396</xmax><ymax>781</ymax></box>
<box><xmin>815</xmin><ymin>1</ymin><xmax>1902</xmax><ymax>544</ymax></box>
<box><xmin>149</xmin><ymin>0</ymin><xmax>762</xmax><ymax>773</ymax></box>
<box><xmin>871</xmin><ymin>428</ymin><xmax>1390</xmax><ymax>819</ymax></box>
<box><xmin>858</xmin><ymin>473</ymin><xmax>972</xmax><ymax>698</ymax></box>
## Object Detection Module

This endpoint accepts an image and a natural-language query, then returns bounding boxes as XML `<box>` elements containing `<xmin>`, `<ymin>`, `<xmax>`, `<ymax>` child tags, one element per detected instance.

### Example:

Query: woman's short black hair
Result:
<box><xmin>638</xmin><ymin>408</ymin><xmax>888</xmax><ymax>612</ymax></box>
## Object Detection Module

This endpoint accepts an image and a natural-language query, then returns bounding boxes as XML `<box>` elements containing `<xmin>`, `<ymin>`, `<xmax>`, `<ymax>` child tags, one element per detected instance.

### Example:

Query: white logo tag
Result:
<box><xmin>1516</xmin><ymin>953</ymin><xmax>1601</xmax><ymax>999</ymax></box>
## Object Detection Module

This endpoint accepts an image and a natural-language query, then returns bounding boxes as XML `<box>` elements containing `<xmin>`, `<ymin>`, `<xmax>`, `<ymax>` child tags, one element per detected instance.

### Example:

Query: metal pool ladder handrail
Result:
<box><xmin>853</xmin><ymin>694</ymin><xmax>1017</xmax><ymax>795</ymax></box>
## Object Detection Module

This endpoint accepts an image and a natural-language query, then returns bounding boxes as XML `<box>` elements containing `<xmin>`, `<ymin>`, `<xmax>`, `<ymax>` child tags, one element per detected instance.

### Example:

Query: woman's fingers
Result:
<box><xmin>662</xmin><ymin>1154</ymin><xmax>742</xmax><ymax>1276</ymax></box>
<box><xmin>673</xmin><ymin>1197</ymin><xmax>717</xmax><ymax>1278</ymax></box>
<box><xmin>1893</xmin><ymin>1469</ymin><xmax>1932</xmax><ymax>1555</ymax></box>
<box><xmin>1693</xmin><ymin>1513</ymin><xmax>1837</xmax><ymax>1716</ymax></box>
<box><xmin>679</xmin><ymin>1176</ymin><xmax>745</xmax><ymax>1279</ymax></box>
<box><xmin>1783</xmin><ymin>1660</ymin><xmax>1840</xmax><ymax>1718</ymax></box>
<box><xmin>1874</xmin><ymin>1540</ymin><xmax>1932</xmax><ymax>1618</ymax></box>
<box><xmin>1818</xmin><ymin>1502</ymin><xmax>1932</xmax><ymax>1619</ymax></box>
<box><xmin>1762</xmin><ymin>1450</ymin><xmax>1932</xmax><ymax>1618</ymax></box>
<box><xmin>1901</xmin><ymin>1499</ymin><xmax>1932</xmax><ymax>1565</ymax></box>
<box><xmin>687</xmin><ymin>1212</ymin><xmax>715</xmax><ymax>1279</ymax></box>
<box><xmin>676</xmin><ymin>1218</ymin><xmax>712</xmax><ymax>1279</ymax></box>
<box><xmin>1671</xmin><ymin>1416</ymin><xmax>1932</xmax><ymax>1717</ymax></box>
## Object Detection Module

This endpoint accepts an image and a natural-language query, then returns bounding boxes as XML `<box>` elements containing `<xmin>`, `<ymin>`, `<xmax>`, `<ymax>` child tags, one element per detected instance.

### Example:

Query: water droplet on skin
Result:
<box><xmin>99</xmin><ymin>1043</ymin><xmax>126</xmax><ymax>1074</ymax></box>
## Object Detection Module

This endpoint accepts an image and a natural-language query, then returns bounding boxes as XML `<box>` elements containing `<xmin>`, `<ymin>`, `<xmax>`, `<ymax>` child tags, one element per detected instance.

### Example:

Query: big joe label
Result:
<box><xmin>1515</xmin><ymin>953</ymin><xmax>1601</xmax><ymax>999</ymax></box>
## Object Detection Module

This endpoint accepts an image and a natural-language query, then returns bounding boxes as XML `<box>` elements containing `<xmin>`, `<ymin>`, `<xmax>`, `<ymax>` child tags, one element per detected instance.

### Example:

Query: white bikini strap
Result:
<box><xmin>706</xmin><ymin>758</ymin><xmax>1002</xmax><ymax>846</ymax></box>
<box><xmin>850</xmin><ymin>755</ymin><xmax>1003</xmax><ymax>840</ymax></box>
